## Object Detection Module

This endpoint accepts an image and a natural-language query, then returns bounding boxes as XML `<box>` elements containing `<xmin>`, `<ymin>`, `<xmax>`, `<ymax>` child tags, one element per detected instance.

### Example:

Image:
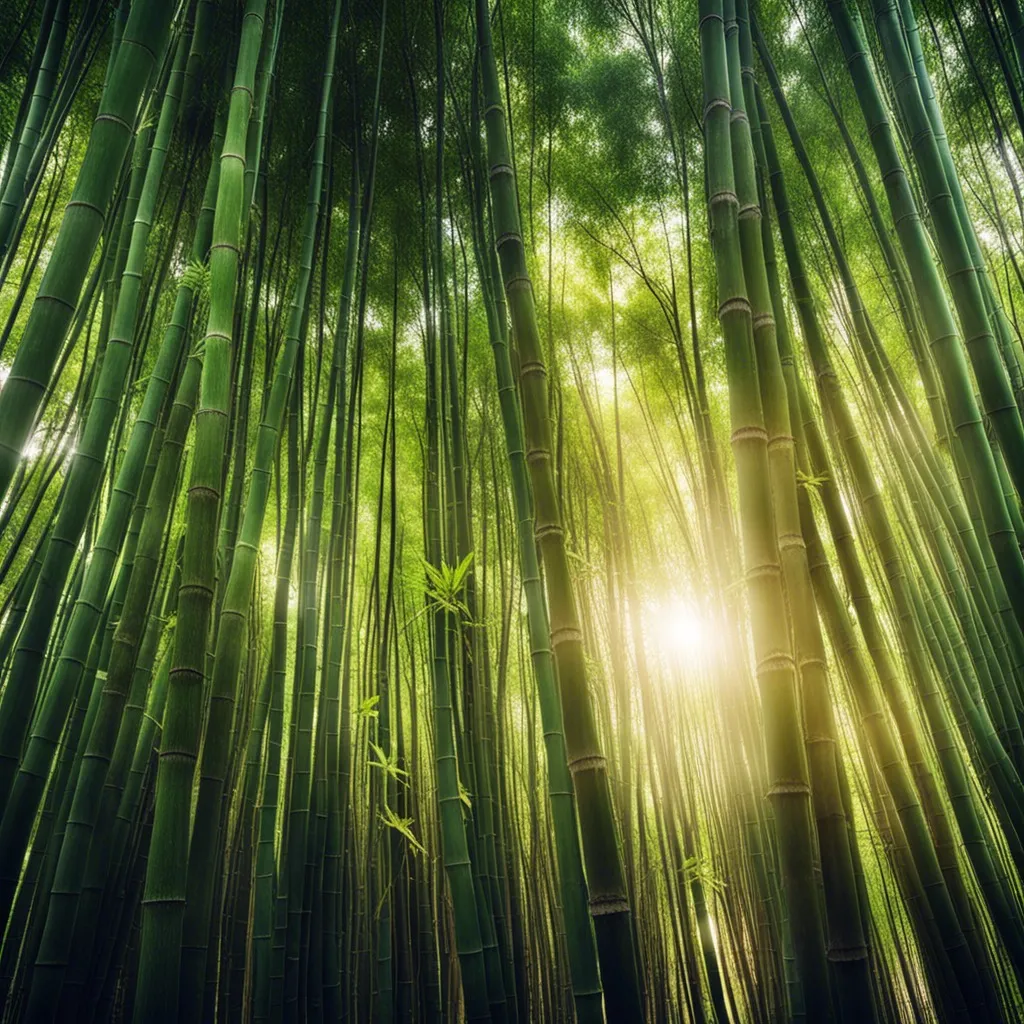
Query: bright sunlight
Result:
<box><xmin>645</xmin><ymin>595</ymin><xmax>717</xmax><ymax>669</ymax></box>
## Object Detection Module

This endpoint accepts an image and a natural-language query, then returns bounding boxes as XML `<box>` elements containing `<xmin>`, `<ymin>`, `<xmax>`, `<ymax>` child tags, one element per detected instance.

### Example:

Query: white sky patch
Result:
<box><xmin>593</xmin><ymin>363</ymin><xmax>617</xmax><ymax>399</ymax></box>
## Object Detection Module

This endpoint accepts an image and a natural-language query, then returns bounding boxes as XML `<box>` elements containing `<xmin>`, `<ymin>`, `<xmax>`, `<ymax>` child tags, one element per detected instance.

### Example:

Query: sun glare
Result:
<box><xmin>646</xmin><ymin>596</ymin><xmax>715</xmax><ymax>667</ymax></box>
<box><xmin>22</xmin><ymin>435</ymin><xmax>41</xmax><ymax>461</ymax></box>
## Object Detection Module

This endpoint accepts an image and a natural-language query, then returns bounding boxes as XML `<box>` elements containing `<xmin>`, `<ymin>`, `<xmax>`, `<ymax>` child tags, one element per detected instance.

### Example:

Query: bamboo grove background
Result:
<box><xmin>2</xmin><ymin>0</ymin><xmax>1024</xmax><ymax>1020</ymax></box>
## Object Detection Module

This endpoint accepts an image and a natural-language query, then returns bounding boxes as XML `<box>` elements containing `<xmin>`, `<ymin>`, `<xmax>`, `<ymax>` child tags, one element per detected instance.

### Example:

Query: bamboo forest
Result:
<box><xmin>9</xmin><ymin>1</ymin><xmax>1024</xmax><ymax>1023</ymax></box>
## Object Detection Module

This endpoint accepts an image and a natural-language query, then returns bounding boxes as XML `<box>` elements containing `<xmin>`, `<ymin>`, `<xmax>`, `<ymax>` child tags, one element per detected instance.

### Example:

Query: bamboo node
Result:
<box><xmin>946</xmin><ymin>264</ymin><xmax>977</xmax><ymax>283</ymax></box>
<box><xmin>718</xmin><ymin>296</ymin><xmax>750</xmax><ymax>318</ymax></box>
<box><xmin>730</xmin><ymin>425</ymin><xmax>768</xmax><ymax>444</ymax></box>
<box><xmin>698</xmin><ymin>13</ymin><xmax>725</xmax><ymax>30</ymax></box>
<box><xmin>589</xmin><ymin>895</ymin><xmax>629</xmax><ymax>916</ymax></box>
<box><xmin>36</xmin><ymin>292</ymin><xmax>76</xmax><ymax>312</ymax></box>
<box><xmin>4</xmin><ymin>374</ymin><xmax>47</xmax><ymax>392</ymax></box>
<box><xmin>879</xmin><ymin>166</ymin><xmax>905</xmax><ymax>187</ymax></box>
<box><xmin>777</xmin><ymin>532</ymin><xmax>805</xmax><ymax>551</ymax></box>
<box><xmin>805</xmin><ymin>734</ymin><xmax>835</xmax><ymax>748</ymax></box>
<box><xmin>140</xmin><ymin>896</ymin><xmax>187</xmax><ymax>908</ymax></box>
<box><xmin>962</xmin><ymin>328</ymin><xmax>996</xmax><ymax>348</ymax></box>
<box><xmin>534</xmin><ymin>522</ymin><xmax>563</xmax><ymax>541</ymax></box>
<box><xmin>495</xmin><ymin>231</ymin><xmax>522</xmax><ymax>250</ymax></box>
<box><xmin>569</xmin><ymin>754</ymin><xmax>606</xmax><ymax>775</ymax></box>
<box><xmin>506</xmin><ymin>275</ymin><xmax>532</xmax><ymax>292</ymax></box>
<box><xmin>708</xmin><ymin>187</ymin><xmax>738</xmax><ymax>209</ymax></box>
<box><xmin>701</xmin><ymin>99</ymin><xmax>730</xmax><ymax>122</ymax></box>
<box><xmin>127</xmin><ymin>26</ymin><xmax>169</xmax><ymax>57</ymax></box>
<box><xmin>766</xmin><ymin>780</ymin><xmax>810</xmax><ymax>797</ymax></box>
<box><xmin>738</xmin><ymin>201</ymin><xmax>760</xmax><ymax>220</ymax></box>
<box><xmin>489</xmin><ymin>162</ymin><xmax>514</xmax><ymax>180</ymax></box>
<box><xmin>766</xmin><ymin>433</ymin><xmax>794</xmax><ymax>449</ymax></box>
<box><xmin>93</xmin><ymin>112</ymin><xmax>132</xmax><ymax>132</ymax></box>
<box><xmin>751</xmin><ymin>312</ymin><xmax>774</xmax><ymax>330</ymax></box>
<box><xmin>66</xmin><ymin>199</ymin><xmax>105</xmax><ymax>219</ymax></box>
<box><xmin>757</xmin><ymin>652</ymin><xmax>793</xmax><ymax>674</ymax></box>
<box><xmin>798</xmin><ymin>656</ymin><xmax>826</xmax><ymax>672</ymax></box>
<box><xmin>550</xmin><ymin>626</ymin><xmax>581</xmax><ymax>647</ymax></box>
<box><xmin>828</xmin><ymin>945</ymin><xmax>868</xmax><ymax>963</ymax></box>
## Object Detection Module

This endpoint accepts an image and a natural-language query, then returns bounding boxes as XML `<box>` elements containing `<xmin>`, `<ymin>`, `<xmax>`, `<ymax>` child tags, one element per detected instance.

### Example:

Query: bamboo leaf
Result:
<box><xmin>379</xmin><ymin>805</ymin><xmax>426</xmax><ymax>856</ymax></box>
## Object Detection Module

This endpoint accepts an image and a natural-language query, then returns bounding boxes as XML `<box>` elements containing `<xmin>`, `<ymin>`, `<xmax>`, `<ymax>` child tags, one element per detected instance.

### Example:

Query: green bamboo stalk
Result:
<box><xmin>758</xmin><ymin>10</ymin><xmax>1024</xmax><ymax>780</ymax></box>
<box><xmin>413</xmin><ymin>5</ymin><xmax>491</xmax><ymax>1020</ymax></box>
<box><xmin>0</xmin><ymin>0</ymin><xmax>175</xmax><ymax>504</ymax></box>
<box><xmin>316</xmin><ymin>106</ymin><xmax>361</xmax><ymax>1024</ymax></box>
<box><xmin>0</xmin><ymin>25</ymin><xmax>221</xmax><ymax>931</ymax></box>
<box><xmin>733</xmin><ymin>9</ymin><xmax>875</xmax><ymax>1018</ymax></box>
<box><xmin>133</xmin><ymin>4</ymin><xmax>268</xmax><ymax>1018</ymax></box>
<box><xmin>476</xmin><ymin>2</ymin><xmax>644</xmax><ymax>1017</ymax></box>
<box><xmin>17</xmin><ymin>28</ymin><xmax>194</xmax><ymax>1020</ymax></box>
<box><xmin>180</xmin><ymin>7</ymin><xmax>338</xmax><ymax>1015</ymax></box>
<box><xmin>0</xmin><ymin>0</ymin><xmax>68</xmax><ymax>260</ymax></box>
<box><xmin>758</xmin><ymin>68</ymin><xmax>1003</xmax><ymax>1013</ymax></box>
<box><xmin>251</xmin><ymin>426</ymin><xmax>300</xmax><ymax>1023</ymax></box>
<box><xmin>465</xmin><ymin>53</ymin><xmax>603</xmax><ymax>1023</ymax></box>
<box><xmin>700</xmin><ymin>1</ymin><xmax>836</xmax><ymax>1017</ymax></box>
<box><xmin>827</xmin><ymin>0</ymin><xmax>1024</xmax><ymax>638</ymax></box>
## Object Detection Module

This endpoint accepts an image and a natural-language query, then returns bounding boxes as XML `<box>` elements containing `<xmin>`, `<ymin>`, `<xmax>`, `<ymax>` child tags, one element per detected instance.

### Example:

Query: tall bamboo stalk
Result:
<box><xmin>133</xmin><ymin>5</ymin><xmax>269</xmax><ymax>1019</ymax></box>
<box><xmin>476</xmin><ymin>2</ymin><xmax>645</xmax><ymax>1018</ymax></box>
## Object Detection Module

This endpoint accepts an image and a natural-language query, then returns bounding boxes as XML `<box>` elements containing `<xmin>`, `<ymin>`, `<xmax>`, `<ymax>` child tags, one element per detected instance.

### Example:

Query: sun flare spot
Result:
<box><xmin>645</xmin><ymin>595</ymin><xmax>715</xmax><ymax>668</ymax></box>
